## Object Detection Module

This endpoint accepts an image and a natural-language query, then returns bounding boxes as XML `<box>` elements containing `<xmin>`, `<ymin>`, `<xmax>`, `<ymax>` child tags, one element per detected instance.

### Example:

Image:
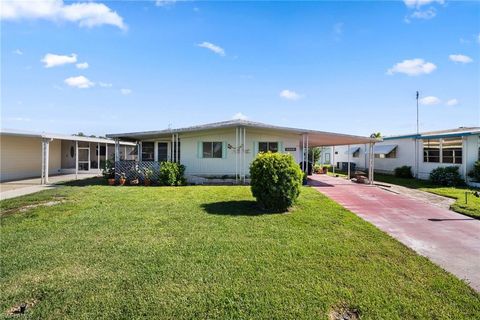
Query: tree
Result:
<box><xmin>371</xmin><ymin>132</ymin><xmax>382</xmax><ymax>138</ymax></box>
<box><xmin>307</xmin><ymin>147</ymin><xmax>321</xmax><ymax>164</ymax></box>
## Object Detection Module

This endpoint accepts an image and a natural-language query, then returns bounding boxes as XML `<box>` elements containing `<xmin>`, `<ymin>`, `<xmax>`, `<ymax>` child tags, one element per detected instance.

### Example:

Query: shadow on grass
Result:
<box><xmin>57</xmin><ymin>177</ymin><xmax>105</xmax><ymax>187</ymax></box>
<box><xmin>202</xmin><ymin>200</ymin><xmax>287</xmax><ymax>216</ymax></box>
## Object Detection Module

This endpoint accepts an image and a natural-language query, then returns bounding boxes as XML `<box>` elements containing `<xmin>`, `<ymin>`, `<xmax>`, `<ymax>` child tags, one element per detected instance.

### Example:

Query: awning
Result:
<box><xmin>345</xmin><ymin>147</ymin><xmax>360</xmax><ymax>155</ymax></box>
<box><xmin>373</xmin><ymin>144</ymin><xmax>397</xmax><ymax>155</ymax></box>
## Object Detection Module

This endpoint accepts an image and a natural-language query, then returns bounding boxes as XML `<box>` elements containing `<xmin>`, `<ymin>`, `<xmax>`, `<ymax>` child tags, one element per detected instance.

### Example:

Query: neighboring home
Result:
<box><xmin>107</xmin><ymin>119</ymin><xmax>376</xmax><ymax>183</ymax></box>
<box><xmin>0</xmin><ymin>129</ymin><xmax>135</xmax><ymax>183</ymax></box>
<box><xmin>334</xmin><ymin>127</ymin><xmax>480</xmax><ymax>185</ymax></box>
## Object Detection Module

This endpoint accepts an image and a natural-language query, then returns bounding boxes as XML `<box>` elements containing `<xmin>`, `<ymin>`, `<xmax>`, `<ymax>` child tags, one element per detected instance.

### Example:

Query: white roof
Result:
<box><xmin>107</xmin><ymin>119</ymin><xmax>379</xmax><ymax>147</ymax></box>
<box><xmin>373</xmin><ymin>144</ymin><xmax>397</xmax><ymax>155</ymax></box>
<box><xmin>0</xmin><ymin>129</ymin><xmax>135</xmax><ymax>145</ymax></box>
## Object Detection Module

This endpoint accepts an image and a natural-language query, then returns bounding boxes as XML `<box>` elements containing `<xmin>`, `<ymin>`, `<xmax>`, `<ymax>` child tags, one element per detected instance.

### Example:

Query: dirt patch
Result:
<box><xmin>329</xmin><ymin>303</ymin><xmax>360</xmax><ymax>320</ymax></box>
<box><xmin>1</xmin><ymin>198</ymin><xmax>67</xmax><ymax>217</ymax></box>
<box><xmin>6</xmin><ymin>299</ymin><xmax>38</xmax><ymax>316</ymax></box>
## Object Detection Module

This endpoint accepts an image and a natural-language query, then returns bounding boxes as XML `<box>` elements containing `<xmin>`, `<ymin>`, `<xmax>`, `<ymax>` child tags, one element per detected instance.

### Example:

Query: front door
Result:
<box><xmin>157</xmin><ymin>142</ymin><xmax>168</xmax><ymax>162</ymax></box>
<box><xmin>78</xmin><ymin>147</ymin><xmax>90</xmax><ymax>171</ymax></box>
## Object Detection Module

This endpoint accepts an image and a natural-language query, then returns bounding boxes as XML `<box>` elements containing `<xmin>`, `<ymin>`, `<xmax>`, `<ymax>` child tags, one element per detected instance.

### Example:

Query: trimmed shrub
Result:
<box><xmin>250</xmin><ymin>152</ymin><xmax>303</xmax><ymax>211</ymax></box>
<box><xmin>468</xmin><ymin>161</ymin><xmax>480</xmax><ymax>182</ymax></box>
<box><xmin>159</xmin><ymin>162</ymin><xmax>186</xmax><ymax>186</ymax></box>
<box><xmin>394</xmin><ymin>166</ymin><xmax>413</xmax><ymax>179</ymax></box>
<box><xmin>429</xmin><ymin>166</ymin><xmax>463</xmax><ymax>187</ymax></box>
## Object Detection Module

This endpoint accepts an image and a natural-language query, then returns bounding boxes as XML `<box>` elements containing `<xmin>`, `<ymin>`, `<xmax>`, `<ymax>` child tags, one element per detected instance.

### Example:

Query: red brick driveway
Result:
<box><xmin>309</xmin><ymin>174</ymin><xmax>480</xmax><ymax>292</ymax></box>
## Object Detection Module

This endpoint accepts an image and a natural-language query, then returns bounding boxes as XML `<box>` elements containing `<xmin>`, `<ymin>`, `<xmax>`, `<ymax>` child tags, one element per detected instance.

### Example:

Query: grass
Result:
<box><xmin>1</xmin><ymin>181</ymin><xmax>479</xmax><ymax>319</ymax></box>
<box><xmin>328</xmin><ymin>170</ymin><xmax>480</xmax><ymax>219</ymax></box>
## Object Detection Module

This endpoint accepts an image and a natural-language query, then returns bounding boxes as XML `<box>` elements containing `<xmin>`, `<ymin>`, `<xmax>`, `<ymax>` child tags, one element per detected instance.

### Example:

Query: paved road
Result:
<box><xmin>309</xmin><ymin>174</ymin><xmax>480</xmax><ymax>292</ymax></box>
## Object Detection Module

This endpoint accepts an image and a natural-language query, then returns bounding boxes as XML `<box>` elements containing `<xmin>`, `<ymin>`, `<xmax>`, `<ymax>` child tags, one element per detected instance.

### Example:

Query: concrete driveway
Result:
<box><xmin>309</xmin><ymin>174</ymin><xmax>480</xmax><ymax>292</ymax></box>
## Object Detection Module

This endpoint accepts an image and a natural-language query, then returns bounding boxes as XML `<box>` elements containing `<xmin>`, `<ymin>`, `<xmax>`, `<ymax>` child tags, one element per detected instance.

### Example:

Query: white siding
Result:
<box><xmin>178</xmin><ymin>128</ymin><xmax>302</xmax><ymax>176</ymax></box>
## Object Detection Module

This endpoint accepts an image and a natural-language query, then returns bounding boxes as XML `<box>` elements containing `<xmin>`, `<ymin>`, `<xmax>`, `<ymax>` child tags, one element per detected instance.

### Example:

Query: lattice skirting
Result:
<box><xmin>115</xmin><ymin>161</ymin><xmax>161</xmax><ymax>183</ymax></box>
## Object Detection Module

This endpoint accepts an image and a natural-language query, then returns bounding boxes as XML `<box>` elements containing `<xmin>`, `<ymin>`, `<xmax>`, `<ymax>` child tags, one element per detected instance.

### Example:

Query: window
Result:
<box><xmin>95</xmin><ymin>145</ymin><xmax>106</xmax><ymax>156</ymax></box>
<box><xmin>141</xmin><ymin>142</ymin><xmax>154</xmax><ymax>161</ymax></box>
<box><xmin>157</xmin><ymin>142</ymin><xmax>168</xmax><ymax>162</ymax></box>
<box><xmin>258</xmin><ymin>142</ymin><xmax>278</xmax><ymax>153</ymax></box>
<box><xmin>203</xmin><ymin>142</ymin><xmax>223</xmax><ymax>158</ymax></box>
<box><xmin>352</xmin><ymin>149</ymin><xmax>360</xmax><ymax>158</ymax></box>
<box><xmin>442</xmin><ymin>137</ymin><xmax>462</xmax><ymax>164</ymax></box>
<box><xmin>423</xmin><ymin>139</ymin><xmax>440</xmax><ymax>163</ymax></box>
<box><xmin>374</xmin><ymin>148</ymin><xmax>397</xmax><ymax>159</ymax></box>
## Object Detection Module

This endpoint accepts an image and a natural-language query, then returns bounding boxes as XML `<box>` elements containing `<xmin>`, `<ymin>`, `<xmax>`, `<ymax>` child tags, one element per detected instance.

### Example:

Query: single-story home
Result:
<box><xmin>107</xmin><ymin>119</ymin><xmax>377</xmax><ymax>184</ymax></box>
<box><xmin>0</xmin><ymin>129</ymin><xmax>135</xmax><ymax>183</ymax></box>
<box><xmin>333</xmin><ymin>127</ymin><xmax>480</xmax><ymax>185</ymax></box>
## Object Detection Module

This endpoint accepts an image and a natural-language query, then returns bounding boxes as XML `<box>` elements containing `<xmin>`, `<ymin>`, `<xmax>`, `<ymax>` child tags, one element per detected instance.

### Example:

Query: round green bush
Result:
<box><xmin>159</xmin><ymin>162</ymin><xmax>186</xmax><ymax>186</ymax></box>
<box><xmin>249</xmin><ymin>152</ymin><xmax>303</xmax><ymax>211</ymax></box>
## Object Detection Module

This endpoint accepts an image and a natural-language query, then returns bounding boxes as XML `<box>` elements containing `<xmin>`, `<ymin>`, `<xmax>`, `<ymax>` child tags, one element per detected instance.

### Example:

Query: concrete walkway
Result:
<box><xmin>309</xmin><ymin>174</ymin><xmax>480</xmax><ymax>292</ymax></box>
<box><xmin>0</xmin><ymin>174</ymin><xmax>99</xmax><ymax>200</ymax></box>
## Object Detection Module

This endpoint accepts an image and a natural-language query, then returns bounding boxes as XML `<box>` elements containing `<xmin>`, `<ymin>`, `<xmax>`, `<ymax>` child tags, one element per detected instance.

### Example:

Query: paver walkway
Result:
<box><xmin>309</xmin><ymin>174</ymin><xmax>480</xmax><ymax>292</ymax></box>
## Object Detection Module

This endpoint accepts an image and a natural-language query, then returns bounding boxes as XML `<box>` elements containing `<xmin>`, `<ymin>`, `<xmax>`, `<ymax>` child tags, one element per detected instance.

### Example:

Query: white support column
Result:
<box><xmin>44</xmin><ymin>139</ymin><xmax>50</xmax><ymax>184</ymax></box>
<box><xmin>235</xmin><ymin>127</ymin><xmax>238</xmax><ymax>184</ymax></box>
<box><xmin>124</xmin><ymin>145</ymin><xmax>127</xmax><ymax>161</ymax></box>
<box><xmin>171</xmin><ymin>134</ymin><xmax>175</xmax><ymax>162</ymax></box>
<box><xmin>306</xmin><ymin>135</ymin><xmax>309</xmax><ymax>175</ymax></box>
<box><xmin>105</xmin><ymin>143</ymin><xmax>108</xmax><ymax>168</ymax></box>
<box><xmin>41</xmin><ymin>140</ymin><xmax>45</xmax><ymax>184</ymax></box>
<box><xmin>347</xmin><ymin>145</ymin><xmax>351</xmax><ymax>179</ymax></box>
<box><xmin>115</xmin><ymin>139</ymin><xmax>120</xmax><ymax>162</ymax></box>
<box><xmin>332</xmin><ymin>146</ymin><xmax>336</xmax><ymax>174</ymax></box>
<box><xmin>138</xmin><ymin>142</ymin><xmax>142</xmax><ymax>161</ymax></box>
<box><xmin>301</xmin><ymin>134</ymin><xmax>305</xmax><ymax>172</ymax></box>
<box><xmin>75</xmin><ymin>140</ymin><xmax>79</xmax><ymax>180</ymax></box>
<box><xmin>176</xmin><ymin>134</ymin><xmax>179</xmax><ymax>164</ymax></box>
<box><xmin>97</xmin><ymin>142</ymin><xmax>100</xmax><ymax>173</ymax></box>
<box><xmin>243</xmin><ymin>127</ymin><xmax>246</xmax><ymax>184</ymax></box>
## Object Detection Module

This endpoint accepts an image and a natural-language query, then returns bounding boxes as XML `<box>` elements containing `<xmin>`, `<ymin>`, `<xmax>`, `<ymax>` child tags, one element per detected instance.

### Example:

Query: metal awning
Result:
<box><xmin>345</xmin><ymin>146</ymin><xmax>360</xmax><ymax>155</ymax></box>
<box><xmin>373</xmin><ymin>144</ymin><xmax>397</xmax><ymax>155</ymax></box>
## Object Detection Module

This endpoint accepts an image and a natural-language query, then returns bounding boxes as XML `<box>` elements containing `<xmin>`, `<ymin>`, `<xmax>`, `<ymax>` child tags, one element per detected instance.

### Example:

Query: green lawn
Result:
<box><xmin>1</xmin><ymin>181</ymin><xmax>479</xmax><ymax>319</ymax></box>
<box><xmin>328</xmin><ymin>171</ymin><xmax>480</xmax><ymax>219</ymax></box>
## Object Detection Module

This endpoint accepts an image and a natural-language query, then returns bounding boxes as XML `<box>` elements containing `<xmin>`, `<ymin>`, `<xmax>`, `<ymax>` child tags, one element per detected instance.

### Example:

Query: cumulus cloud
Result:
<box><xmin>1</xmin><ymin>0</ymin><xmax>126</xmax><ymax>30</ymax></box>
<box><xmin>410</xmin><ymin>8</ymin><xmax>437</xmax><ymax>20</ymax></box>
<box><xmin>280</xmin><ymin>89</ymin><xmax>302</xmax><ymax>101</ymax></box>
<box><xmin>155</xmin><ymin>0</ymin><xmax>176</xmax><ymax>6</ymax></box>
<box><xmin>419</xmin><ymin>96</ymin><xmax>441</xmax><ymax>105</ymax></box>
<box><xmin>445</xmin><ymin>99</ymin><xmax>459</xmax><ymax>106</ymax></box>
<box><xmin>197</xmin><ymin>41</ymin><xmax>225</xmax><ymax>56</ymax></box>
<box><xmin>64</xmin><ymin>75</ymin><xmax>94</xmax><ymax>89</ymax></box>
<box><xmin>41</xmin><ymin>53</ymin><xmax>77</xmax><ymax>68</ymax></box>
<box><xmin>120</xmin><ymin>88</ymin><xmax>132</xmax><ymax>95</ymax></box>
<box><xmin>403</xmin><ymin>0</ymin><xmax>444</xmax><ymax>8</ymax></box>
<box><xmin>449</xmin><ymin>54</ymin><xmax>473</xmax><ymax>64</ymax></box>
<box><xmin>387</xmin><ymin>58</ymin><xmax>437</xmax><ymax>76</ymax></box>
<box><xmin>76</xmin><ymin>62</ymin><xmax>89</xmax><ymax>69</ymax></box>
<box><xmin>232</xmin><ymin>112</ymin><xmax>248</xmax><ymax>120</ymax></box>
<box><xmin>99</xmin><ymin>82</ymin><xmax>112</xmax><ymax>88</ymax></box>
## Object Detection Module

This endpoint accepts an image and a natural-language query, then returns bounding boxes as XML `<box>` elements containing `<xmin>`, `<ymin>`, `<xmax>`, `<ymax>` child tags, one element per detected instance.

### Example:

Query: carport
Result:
<box><xmin>299</xmin><ymin>130</ymin><xmax>379</xmax><ymax>184</ymax></box>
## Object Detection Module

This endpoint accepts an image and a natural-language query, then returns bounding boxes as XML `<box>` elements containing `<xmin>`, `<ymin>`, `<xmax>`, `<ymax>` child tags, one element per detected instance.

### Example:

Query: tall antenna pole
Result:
<box><xmin>415</xmin><ymin>91</ymin><xmax>419</xmax><ymax>179</ymax></box>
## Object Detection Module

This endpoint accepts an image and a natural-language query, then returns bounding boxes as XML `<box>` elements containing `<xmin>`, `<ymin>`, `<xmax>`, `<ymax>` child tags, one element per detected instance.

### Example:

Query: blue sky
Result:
<box><xmin>1</xmin><ymin>0</ymin><xmax>479</xmax><ymax>137</ymax></box>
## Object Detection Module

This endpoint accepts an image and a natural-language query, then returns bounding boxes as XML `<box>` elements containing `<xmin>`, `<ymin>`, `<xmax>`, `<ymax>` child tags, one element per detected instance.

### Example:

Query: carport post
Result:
<box><xmin>114</xmin><ymin>139</ymin><xmax>120</xmax><ymax>162</ymax></box>
<box><xmin>75</xmin><ymin>140</ymin><xmax>79</xmax><ymax>180</ymax></box>
<box><xmin>41</xmin><ymin>140</ymin><xmax>45</xmax><ymax>184</ymax></box>
<box><xmin>306</xmin><ymin>135</ymin><xmax>309</xmax><ymax>175</ymax></box>
<box><xmin>44</xmin><ymin>139</ymin><xmax>50</xmax><ymax>184</ymax></box>
<box><xmin>332</xmin><ymin>146</ymin><xmax>336</xmax><ymax>174</ymax></box>
<box><xmin>347</xmin><ymin>145</ymin><xmax>351</xmax><ymax>179</ymax></box>
<box><xmin>105</xmin><ymin>144</ymin><xmax>108</xmax><ymax>168</ymax></box>
<box><xmin>97</xmin><ymin>142</ymin><xmax>100</xmax><ymax>173</ymax></box>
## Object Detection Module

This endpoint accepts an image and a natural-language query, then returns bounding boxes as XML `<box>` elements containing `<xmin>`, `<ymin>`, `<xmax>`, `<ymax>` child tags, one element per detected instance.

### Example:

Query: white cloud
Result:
<box><xmin>64</xmin><ymin>75</ymin><xmax>94</xmax><ymax>89</ymax></box>
<box><xmin>1</xmin><ymin>0</ymin><xmax>126</xmax><ymax>30</ymax></box>
<box><xmin>120</xmin><ymin>88</ymin><xmax>132</xmax><ymax>95</ymax></box>
<box><xmin>13</xmin><ymin>49</ymin><xmax>23</xmax><ymax>55</ymax></box>
<box><xmin>280</xmin><ymin>89</ymin><xmax>302</xmax><ymax>101</ymax></box>
<box><xmin>155</xmin><ymin>0</ymin><xmax>176</xmax><ymax>6</ymax></box>
<box><xmin>419</xmin><ymin>96</ymin><xmax>441</xmax><ymax>105</ymax></box>
<box><xmin>197</xmin><ymin>41</ymin><xmax>225</xmax><ymax>56</ymax></box>
<box><xmin>232</xmin><ymin>112</ymin><xmax>248</xmax><ymax>120</ymax></box>
<box><xmin>76</xmin><ymin>62</ymin><xmax>89</xmax><ymax>69</ymax></box>
<box><xmin>446</xmin><ymin>99</ymin><xmax>459</xmax><ymax>106</ymax></box>
<box><xmin>387</xmin><ymin>58</ymin><xmax>437</xmax><ymax>76</ymax></box>
<box><xmin>449</xmin><ymin>54</ymin><xmax>473</xmax><ymax>64</ymax></box>
<box><xmin>99</xmin><ymin>82</ymin><xmax>112</xmax><ymax>88</ymax></box>
<box><xmin>403</xmin><ymin>0</ymin><xmax>444</xmax><ymax>8</ymax></box>
<box><xmin>410</xmin><ymin>8</ymin><xmax>437</xmax><ymax>20</ymax></box>
<box><xmin>42</xmin><ymin>53</ymin><xmax>77</xmax><ymax>68</ymax></box>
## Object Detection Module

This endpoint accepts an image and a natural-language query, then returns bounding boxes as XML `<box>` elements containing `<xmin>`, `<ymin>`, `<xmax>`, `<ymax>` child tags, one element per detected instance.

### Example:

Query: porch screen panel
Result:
<box><xmin>423</xmin><ymin>139</ymin><xmax>440</xmax><ymax>163</ymax></box>
<box><xmin>157</xmin><ymin>142</ymin><xmax>168</xmax><ymax>162</ymax></box>
<box><xmin>142</xmin><ymin>142</ymin><xmax>154</xmax><ymax>161</ymax></box>
<box><xmin>442</xmin><ymin>137</ymin><xmax>462</xmax><ymax>164</ymax></box>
